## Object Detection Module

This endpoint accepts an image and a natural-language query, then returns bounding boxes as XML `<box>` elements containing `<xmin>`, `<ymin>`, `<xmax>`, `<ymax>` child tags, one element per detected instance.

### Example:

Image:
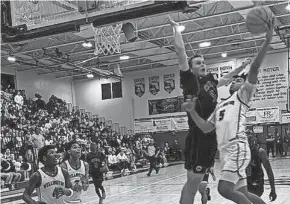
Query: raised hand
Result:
<box><xmin>269</xmin><ymin>190</ymin><xmax>277</xmax><ymax>201</ymax></box>
<box><xmin>168</xmin><ymin>16</ymin><xmax>179</xmax><ymax>28</ymax></box>
<box><xmin>242</xmin><ymin>58</ymin><xmax>252</xmax><ymax>67</ymax></box>
<box><xmin>182</xmin><ymin>98</ymin><xmax>197</xmax><ymax>112</ymax></box>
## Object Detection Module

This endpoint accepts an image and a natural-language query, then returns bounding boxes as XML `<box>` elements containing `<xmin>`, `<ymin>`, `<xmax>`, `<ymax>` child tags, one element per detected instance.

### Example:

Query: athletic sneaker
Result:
<box><xmin>99</xmin><ymin>197</ymin><xmax>103</xmax><ymax>204</ymax></box>
<box><xmin>156</xmin><ymin>168</ymin><xmax>159</xmax><ymax>174</ymax></box>
<box><xmin>206</xmin><ymin>187</ymin><xmax>211</xmax><ymax>201</ymax></box>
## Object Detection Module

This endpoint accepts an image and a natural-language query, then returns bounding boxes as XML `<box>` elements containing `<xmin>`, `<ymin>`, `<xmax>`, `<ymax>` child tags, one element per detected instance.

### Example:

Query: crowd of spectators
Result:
<box><xmin>1</xmin><ymin>87</ymin><xmax>181</xmax><ymax>190</ymax></box>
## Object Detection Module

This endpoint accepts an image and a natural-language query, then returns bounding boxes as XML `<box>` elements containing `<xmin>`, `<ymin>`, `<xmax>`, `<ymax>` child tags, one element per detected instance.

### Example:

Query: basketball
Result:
<box><xmin>246</xmin><ymin>7</ymin><xmax>273</xmax><ymax>34</ymax></box>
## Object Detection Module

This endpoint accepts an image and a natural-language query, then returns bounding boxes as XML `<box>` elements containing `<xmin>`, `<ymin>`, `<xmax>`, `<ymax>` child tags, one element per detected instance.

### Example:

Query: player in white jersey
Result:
<box><xmin>60</xmin><ymin>141</ymin><xmax>89</xmax><ymax>204</ymax></box>
<box><xmin>182</xmin><ymin>18</ymin><xmax>274</xmax><ymax>204</ymax></box>
<box><xmin>23</xmin><ymin>145</ymin><xmax>73</xmax><ymax>204</ymax></box>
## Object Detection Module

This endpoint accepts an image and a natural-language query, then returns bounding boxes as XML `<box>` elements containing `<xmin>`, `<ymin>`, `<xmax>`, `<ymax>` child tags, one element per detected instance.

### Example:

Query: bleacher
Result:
<box><xmin>0</xmin><ymin>88</ymin><xmax>183</xmax><ymax>202</ymax></box>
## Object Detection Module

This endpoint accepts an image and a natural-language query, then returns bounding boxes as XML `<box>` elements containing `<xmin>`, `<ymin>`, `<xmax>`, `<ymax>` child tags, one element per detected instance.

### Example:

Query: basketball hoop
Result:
<box><xmin>92</xmin><ymin>23</ymin><xmax>123</xmax><ymax>56</ymax></box>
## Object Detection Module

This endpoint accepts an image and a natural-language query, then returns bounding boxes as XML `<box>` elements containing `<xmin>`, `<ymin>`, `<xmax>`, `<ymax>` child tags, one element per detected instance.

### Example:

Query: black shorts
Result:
<box><xmin>184</xmin><ymin>130</ymin><xmax>217</xmax><ymax>174</ymax></box>
<box><xmin>247</xmin><ymin>184</ymin><xmax>264</xmax><ymax>197</ymax></box>
<box><xmin>91</xmin><ymin>171</ymin><xmax>105</xmax><ymax>182</ymax></box>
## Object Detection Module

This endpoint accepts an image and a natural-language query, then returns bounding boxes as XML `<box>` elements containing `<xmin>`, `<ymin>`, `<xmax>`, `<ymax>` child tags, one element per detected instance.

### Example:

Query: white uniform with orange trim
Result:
<box><xmin>208</xmin><ymin>81</ymin><xmax>256</xmax><ymax>187</ymax></box>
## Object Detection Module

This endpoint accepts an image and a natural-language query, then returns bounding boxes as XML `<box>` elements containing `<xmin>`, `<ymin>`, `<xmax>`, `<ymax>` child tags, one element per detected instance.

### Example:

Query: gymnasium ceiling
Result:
<box><xmin>1</xmin><ymin>0</ymin><xmax>290</xmax><ymax>79</ymax></box>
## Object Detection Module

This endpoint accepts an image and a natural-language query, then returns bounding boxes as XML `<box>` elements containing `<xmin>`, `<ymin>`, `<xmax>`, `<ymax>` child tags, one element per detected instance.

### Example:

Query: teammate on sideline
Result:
<box><xmin>60</xmin><ymin>141</ymin><xmax>90</xmax><ymax>204</ymax></box>
<box><xmin>182</xmin><ymin>18</ymin><xmax>274</xmax><ymax>204</ymax></box>
<box><xmin>168</xmin><ymin>16</ymin><xmax>250</xmax><ymax>204</ymax></box>
<box><xmin>86</xmin><ymin>142</ymin><xmax>107</xmax><ymax>204</ymax></box>
<box><xmin>247</xmin><ymin>133</ymin><xmax>277</xmax><ymax>201</ymax></box>
<box><xmin>23</xmin><ymin>145</ymin><xmax>73</xmax><ymax>204</ymax></box>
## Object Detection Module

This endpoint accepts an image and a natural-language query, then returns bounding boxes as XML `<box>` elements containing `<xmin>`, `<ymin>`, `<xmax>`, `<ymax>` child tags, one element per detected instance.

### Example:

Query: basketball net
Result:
<box><xmin>92</xmin><ymin>23</ymin><xmax>123</xmax><ymax>56</ymax></box>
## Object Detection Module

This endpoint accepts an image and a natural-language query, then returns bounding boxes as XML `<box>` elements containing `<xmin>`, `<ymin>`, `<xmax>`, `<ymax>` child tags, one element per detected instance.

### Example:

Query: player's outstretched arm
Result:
<box><xmin>168</xmin><ymin>16</ymin><xmax>189</xmax><ymax>71</ymax></box>
<box><xmin>217</xmin><ymin>59</ymin><xmax>251</xmax><ymax>88</ymax></box>
<box><xmin>259</xmin><ymin>148</ymin><xmax>277</xmax><ymax>201</ymax></box>
<box><xmin>182</xmin><ymin>98</ymin><xmax>215</xmax><ymax>133</ymax></box>
<box><xmin>248</xmin><ymin>18</ymin><xmax>274</xmax><ymax>84</ymax></box>
<box><xmin>23</xmin><ymin>172</ymin><xmax>41</xmax><ymax>204</ymax></box>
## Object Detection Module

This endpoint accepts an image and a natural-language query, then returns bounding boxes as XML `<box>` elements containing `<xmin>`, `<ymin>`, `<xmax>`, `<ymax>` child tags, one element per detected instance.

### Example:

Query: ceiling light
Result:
<box><xmin>199</xmin><ymin>42</ymin><xmax>211</xmax><ymax>48</ymax></box>
<box><xmin>120</xmin><ymin>55</ymin><xmax>130</xmax><ymax>60</ymax></box>
<box><xmin>87</xmin><ymin>73</ymin><xmax>94</xmax><ymax>78</ymax></box>
<box><xmin>221</xmin><ymin>52</ymin><xmax>227</xmax><ymax>58</ymax></box>
<box><xmin>286</xmin><ymin>4</ymin><xmax>290</xmax><ymax>11</ymax></box>
<box><xmin>177</xmin><ymin>25</ymin><xmax>185</xmax><ymax>32</ymax></box>
<box><xmin>7</xmin><ymin>56</ymin><xmax>16</xmax><ymax>62</ymax></box>
<box><xmin>82</xmin><ymin>41</ymin><xmax>93</xmax><ymax>48</ymax></box>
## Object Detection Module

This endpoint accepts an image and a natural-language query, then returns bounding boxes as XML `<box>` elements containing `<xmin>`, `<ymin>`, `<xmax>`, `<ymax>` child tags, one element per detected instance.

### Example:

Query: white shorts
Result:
<box><xmin>220</xmin><ymin>142</ymin><xmax>251</xmax><ymax>188</ymax></box>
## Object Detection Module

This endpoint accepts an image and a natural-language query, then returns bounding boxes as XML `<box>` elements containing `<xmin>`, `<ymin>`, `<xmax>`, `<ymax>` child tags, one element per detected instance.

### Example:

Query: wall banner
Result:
<box><xmin>171</xmin><ymin>116</ymin><xmax>189</xmax><ymax>130</ymax></box>
<box><xmin>281</xmin><ymin>113</ymin><xmax>290</xmax><ymax>124</ymax></box>
<box><xmin>153</xmin><ymin>118</ymin><xmax>172</xmax><ymax>132</ymax></box>
<box><xmin>134</xmin><ymin>119</ymin><xmax>153</xmax><ymax>133</ymax></box>
<box><xmin>149</xmin><ymin>76</ymin><xmax>160</xmax><ymax>95</ymax></box>
<box><xmin>164</xmin><ymin>73</ymin><xmax>175</xmax><ymax>94</ymax></box>
<box><xmin>134</xmin><ymin>78</ymin><xmax>145</xmax><ymax>97</ymax></box>
<box><xmin>256</xmin><ymin>107</ymin><xmax>280</xmax><ymax>124</ymax></box>
<box><xmin>148</xmin><ymin>97</ymin><xmax>180</xmax><ymax>115</ymax></box>
<box><xmin>246</xmin><ymin>109</ymin><xmax>257</xmax><ymax>125</ymax></box>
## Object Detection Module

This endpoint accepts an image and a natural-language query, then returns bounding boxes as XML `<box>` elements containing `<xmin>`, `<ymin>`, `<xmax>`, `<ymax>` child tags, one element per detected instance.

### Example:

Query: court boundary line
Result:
<box><xmin>83</xmin><ymin>172</ymin><xmax>186</xmax><ymax>204</ymax></box>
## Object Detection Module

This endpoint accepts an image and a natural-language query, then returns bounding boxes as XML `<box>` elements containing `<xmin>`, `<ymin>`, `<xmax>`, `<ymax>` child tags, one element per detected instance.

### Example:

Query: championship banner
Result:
<box><xmin>134</xmin><ymin>78</ymin><xmax>145</xmax><ymax>97</ymax></box>
<box><xmin>149</xmin><ymin>76</ymin><xmax>160</xmax><ymax>95</ymax></box>
<box><xmin>153</xmin><ymin>118</ymin><xmax>172</xmax><ymax>132</ymax></box>
<box><xmin>134</xmin><ymin>119</ymin><xmax>153</xmax><ymax>133</ymax></box>
<box><xmin>256</xmin><ymin>107</ymin><xmax>280</xmax><ymax>124</ymax></box>
<box><xmin>164</xmin><ymin>73</ymin><xmax>175</xmax><ymax>93</ymax></box>
<box><xmin>172</xmin><ymin>116</ymin><xmax>189</xmax><ymax>130</ymax></box>
<box><xmin>148</xmin><ymin>97</ymin><xmax>180</xmax><ymax>115</ymax></box>
<box><xmin>281</xmin><ymin>113</ymin><xmax>290</xmax><ymax>124</ymax></box>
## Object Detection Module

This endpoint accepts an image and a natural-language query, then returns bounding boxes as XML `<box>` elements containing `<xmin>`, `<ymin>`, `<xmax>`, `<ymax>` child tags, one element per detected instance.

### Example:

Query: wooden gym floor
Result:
<box><xmin>6</xmin><ymin>156</ymin><xmax>290</xmax><ymax>204</ymax></box>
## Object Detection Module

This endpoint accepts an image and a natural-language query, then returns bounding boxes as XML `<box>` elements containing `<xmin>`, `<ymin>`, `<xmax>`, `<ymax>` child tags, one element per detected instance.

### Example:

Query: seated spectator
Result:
<box><xmin>116</xmin><ymin>148</ymin><xmax>130</xmax><ymax>175</ymax></box>
<box><xmin>125</xmin><ymin>143</ymin><xmax>136</xmax><ymax>171</ymax></box>
<box><xmin>1</xmin><ymin>154</ymin><xmax>22</xmax><ymax>190</ymax></box>
<box><xmin>171</xmin><ymin>140</ymin><xmax>182</xmax><ymax>161</ymax></box>
<box><xmin>164</xmin><ymin>142</ymin><xmax>171</xmax><ymax>159</ymax></box>
<box><xmin>157</xmin><ymin>149</ymin><xmax>169</xmax><ymax>167</ymax></box>
<box><xmin>107</xmin><ymin>149</ymin><xmax>120</xmax><ymax>171</ymax></box>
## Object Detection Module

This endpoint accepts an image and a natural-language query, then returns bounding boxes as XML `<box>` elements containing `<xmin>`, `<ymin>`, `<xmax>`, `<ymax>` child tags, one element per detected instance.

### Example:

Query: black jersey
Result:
<box><xmin>180</xmin><ymin>70</ymin><xmax>218</xmax><ymax>132</ymax></box>
<box><xmin>86</xmin><ymin>152</ymin><xmax>106</xmax><ymax>177</ymax></box>
<box><xmin>246</xmin><ymin>146</ymin><xmax>264</xmax><ymax>186</ymax></box>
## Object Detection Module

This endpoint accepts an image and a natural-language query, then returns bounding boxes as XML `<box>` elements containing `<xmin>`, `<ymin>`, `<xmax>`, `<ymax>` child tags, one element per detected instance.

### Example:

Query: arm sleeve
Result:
<box><xmin>180</xmin><ymin>70</ymin><xmax>199</xmax><ymax>97</ymax></box>
<box><xmin>237</xmin><ymin>81</ymin><xmax>256</xmax><ymax>105</ymax></box>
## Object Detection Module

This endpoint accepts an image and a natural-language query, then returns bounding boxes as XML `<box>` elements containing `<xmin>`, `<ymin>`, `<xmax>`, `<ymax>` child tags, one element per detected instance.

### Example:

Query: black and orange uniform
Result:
<box><xmin>180</xmin><ymin>70</ymin><xmax>218</xmax><ymax>173</ymax></box>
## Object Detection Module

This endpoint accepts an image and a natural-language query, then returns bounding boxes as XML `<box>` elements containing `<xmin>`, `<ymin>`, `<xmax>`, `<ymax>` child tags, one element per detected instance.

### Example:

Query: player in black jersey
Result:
<box><xmin>169</xmin><ymin>17</ymin><xmax>250</xmax><ymax>204</ymax></box>
<box><xmin>87</xmin><ymin>142</ymin><xmax>108</xmax><ymax>204</ymax></box>
<box><xmin>247</xmin><ymin>133</ymin><xmax>277</xmax><ymax>201</ymax></box>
